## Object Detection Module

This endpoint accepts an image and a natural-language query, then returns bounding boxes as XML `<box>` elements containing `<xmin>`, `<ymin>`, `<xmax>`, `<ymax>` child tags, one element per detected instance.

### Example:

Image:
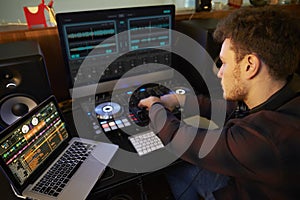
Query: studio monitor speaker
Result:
<box><xmin>0</xmin><ymin>40</ymin><xmax>52</xmax><ymax>130</ymax></box>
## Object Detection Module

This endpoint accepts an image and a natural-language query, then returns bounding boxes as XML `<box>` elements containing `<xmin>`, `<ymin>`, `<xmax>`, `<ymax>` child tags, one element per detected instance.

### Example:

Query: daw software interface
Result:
<box><xmin>57</xmin><ymin>5</ymin><xmax>176</xmax><ymax>96</ymax></box>
<box><xmin>0</xmin><ymin>101</ymin><xmax>68</xmax><ymax>185</ymax></box>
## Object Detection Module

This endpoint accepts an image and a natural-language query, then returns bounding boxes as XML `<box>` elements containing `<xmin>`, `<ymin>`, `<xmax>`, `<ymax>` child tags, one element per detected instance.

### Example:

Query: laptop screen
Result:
<box><xmin>56</xmin><ymin>4</ymin><xmax>175</xmax><ymax>98</ymax></box>
<box><xmin>0</xmin><ymin>96</ymin><xmax>69</xmax><ymax>187</ymax></box>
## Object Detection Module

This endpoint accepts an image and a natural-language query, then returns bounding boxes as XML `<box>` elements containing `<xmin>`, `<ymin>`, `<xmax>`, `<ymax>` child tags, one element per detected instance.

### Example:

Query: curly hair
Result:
<box><xmin>213</xmin><ymin>6</ymin><xmax>300</xmax><ymax>80</ymax></box>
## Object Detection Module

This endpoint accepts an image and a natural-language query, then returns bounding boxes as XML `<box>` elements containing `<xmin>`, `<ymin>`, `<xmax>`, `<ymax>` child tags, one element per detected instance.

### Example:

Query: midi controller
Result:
<box><xmin>78</xmin><ymin>80</ymin><xmax>192</xmax><ymax>151</ymax></box>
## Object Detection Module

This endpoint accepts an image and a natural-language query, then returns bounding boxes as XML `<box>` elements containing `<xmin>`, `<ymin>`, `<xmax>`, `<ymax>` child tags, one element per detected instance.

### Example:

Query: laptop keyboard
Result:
<box><xmin>32</xmin><ymin>141</ymin><xmax>95</xmax><ymax>197</ymax></box>
<box><xmin>128</xmin><ymin>131</ymin><xmax>164</xmax><ymax>156</ymax></box>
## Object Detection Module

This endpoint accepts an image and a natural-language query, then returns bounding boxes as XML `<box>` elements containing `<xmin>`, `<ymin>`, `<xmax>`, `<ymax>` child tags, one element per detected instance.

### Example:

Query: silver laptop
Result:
<box><xmin>0</xmin><ymin>95</ymin><xmax>118</xmax><ymax>200</ymax></box>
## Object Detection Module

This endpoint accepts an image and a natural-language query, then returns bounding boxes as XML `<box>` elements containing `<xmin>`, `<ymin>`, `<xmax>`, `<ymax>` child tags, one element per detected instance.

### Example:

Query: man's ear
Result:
<box><xmin>244</xmin><ymin>54</ymin><xmax>260</xmax><ymax>79</ymax></box>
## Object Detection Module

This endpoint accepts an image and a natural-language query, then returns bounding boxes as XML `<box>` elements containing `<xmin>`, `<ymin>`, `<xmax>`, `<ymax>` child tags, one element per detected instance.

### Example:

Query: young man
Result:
<box><xmin>138</xmin><ymin>7</ymin><xmax>300</xmax><ymax>199</ymax></box>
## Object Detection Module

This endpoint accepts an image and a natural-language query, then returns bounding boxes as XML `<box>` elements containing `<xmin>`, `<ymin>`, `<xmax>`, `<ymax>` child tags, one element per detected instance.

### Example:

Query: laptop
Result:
<box><xmin>0</xmin><ymin>95</ymin><xmax>118</xmax><ymax>200</ymax></box>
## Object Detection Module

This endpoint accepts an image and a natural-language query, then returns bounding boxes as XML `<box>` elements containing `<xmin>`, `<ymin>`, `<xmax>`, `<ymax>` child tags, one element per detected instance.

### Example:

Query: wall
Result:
<box><xmin>0</xmin><ymin>0</ymin><xmax>180</xmax><ymax>25</ymax></box>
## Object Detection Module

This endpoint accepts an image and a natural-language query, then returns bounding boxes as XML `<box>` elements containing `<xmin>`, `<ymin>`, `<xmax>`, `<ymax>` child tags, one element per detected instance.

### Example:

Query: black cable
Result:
<box><xmin>175</xmin><ymin>168</ymin><xmax>202</xmax><ymax>200</ymax></box>
<box><xmin>137</xmin><ymin>177</ymin><xmax>148</xmax><ymax>200</ymax></box>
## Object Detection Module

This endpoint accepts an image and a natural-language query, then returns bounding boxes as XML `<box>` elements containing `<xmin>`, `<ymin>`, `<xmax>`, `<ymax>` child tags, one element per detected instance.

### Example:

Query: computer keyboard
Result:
<box><xmin>128</xmin><ymin>131</ymin><xmax>164</xmax><ymax>156</ymax></box>
<box><xmin>32</xmin><ymin>142</ymin><xmax>94</xmax><ymax>197</ymax></box>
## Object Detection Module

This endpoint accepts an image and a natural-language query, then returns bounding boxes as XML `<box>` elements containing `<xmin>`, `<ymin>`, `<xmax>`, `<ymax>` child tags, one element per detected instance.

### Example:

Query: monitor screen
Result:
<box><xmin>56</xmin><ymin>5</ymin><xmax>175</xmax><ymax>98</ymax></box>
<box><xmin>0</xmin><ymin>99</ymin><xmax>68</xmax><ymax>186</ymax></box>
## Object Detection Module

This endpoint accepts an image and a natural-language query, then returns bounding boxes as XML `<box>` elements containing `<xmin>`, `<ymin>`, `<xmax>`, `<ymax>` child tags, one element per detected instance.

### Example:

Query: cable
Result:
<box><xmin>175</xmin><ymin>168</ymin><xmax>202</xmax><ymax>200</ymax></box>
<box><xmin>137</xmin><ymin>177</ymin><xmax>148</xmax><ymax>200</ymax></box>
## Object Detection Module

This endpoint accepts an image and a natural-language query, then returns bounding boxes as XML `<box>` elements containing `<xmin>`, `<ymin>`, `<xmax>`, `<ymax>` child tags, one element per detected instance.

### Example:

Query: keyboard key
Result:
<box><xmin>128</xmin><ymin>131</ymin><xmax>164</xmax><ymax>156</ymax></box>
<box><xmin>32</xmin><ymin>142</ymin><xmax>94</xmax><ymax>197</ymax></box>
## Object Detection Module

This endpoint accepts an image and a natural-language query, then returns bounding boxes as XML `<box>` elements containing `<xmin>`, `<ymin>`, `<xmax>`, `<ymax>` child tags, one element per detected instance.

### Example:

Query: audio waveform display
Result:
<box><xmin>65</xmin><ymin>21</ymin><xmax>118</xmax><ymax>60</ymax></box>
<box><xmin>68</xmin><ymin>29</ymin><xmax>115</xmax><ymax>39</ymax></box>
<box><xmin>24</xmin><ymin>121</ymin><xmax>46</xmax><ymax>141</ymax></box>
<box><xmin>130</xmin><ymin>23</ymin><xmax>170</xmax><ymax>31</ymax></box>
<box><xmin>128</xmin><ymin>16</ymin><xmax>171</xmax><ymax>50</ymax></box>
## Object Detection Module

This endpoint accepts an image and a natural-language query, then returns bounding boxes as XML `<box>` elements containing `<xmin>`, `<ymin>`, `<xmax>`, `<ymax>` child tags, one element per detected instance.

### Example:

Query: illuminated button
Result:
<box><xmin>101</xmin><ymin>123</ymin><xmax>109</xmax><ymax>129</ymax></box>
<box><xmin>129</xmin><ymin>114</ymin><xmax>137</xmax><ymax>121</ymax></box>
<box><xmin>122</xmin><ymin>118</ymin><xmax>131</xmax><ymax>127</ymax></box>
<box><xmin>115</xmin><ymin>120</ymin><xmax>124</xmax><ymax>128</ymax></box>
<box><xmin>101</xmin><ymin>123</ymin><xmax>111</xmax><ymax>132</ymax></box>
<box><xmin>109</xmin><ymin>121</ymin><xmax>118</xmax><ymax>130</ymax></box>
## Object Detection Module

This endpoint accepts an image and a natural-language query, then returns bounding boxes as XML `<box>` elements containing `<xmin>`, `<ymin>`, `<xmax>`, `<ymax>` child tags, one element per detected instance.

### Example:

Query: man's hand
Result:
<box><xmin>138</xmin><ymin>94</ymin><xmax>186</xmax><ymax>111</ymax></box>
<box><xmin>160</xmin><ymin>94</ymin><xmax>179</xmax><ymax>111</ymax></box>
<box><xmin>138</xmin><ymin>96</ymin><xmax>161</xmax><ymax>110</ymax></box>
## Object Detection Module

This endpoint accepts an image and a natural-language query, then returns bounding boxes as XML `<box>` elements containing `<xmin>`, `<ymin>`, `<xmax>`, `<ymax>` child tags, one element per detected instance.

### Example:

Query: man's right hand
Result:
<box><xmin>160</xmin><ymin>94</ymin><xmax>186</xmax><ymax>112</ymax></box>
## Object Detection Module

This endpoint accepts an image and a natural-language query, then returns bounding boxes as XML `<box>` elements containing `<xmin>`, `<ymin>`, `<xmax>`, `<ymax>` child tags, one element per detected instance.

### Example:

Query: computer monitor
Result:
<box><xmin>56</xmin><ymin>5</ymin><xmax>175</xmax><ymax>98</ymax></box>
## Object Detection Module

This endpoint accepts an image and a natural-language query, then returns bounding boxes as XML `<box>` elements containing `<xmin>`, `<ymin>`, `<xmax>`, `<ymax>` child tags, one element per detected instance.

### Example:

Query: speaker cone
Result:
<box><xmin>0</xmin><ymin>95</ymin><xmax>37</xmax><ymax>125</ymax></box>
